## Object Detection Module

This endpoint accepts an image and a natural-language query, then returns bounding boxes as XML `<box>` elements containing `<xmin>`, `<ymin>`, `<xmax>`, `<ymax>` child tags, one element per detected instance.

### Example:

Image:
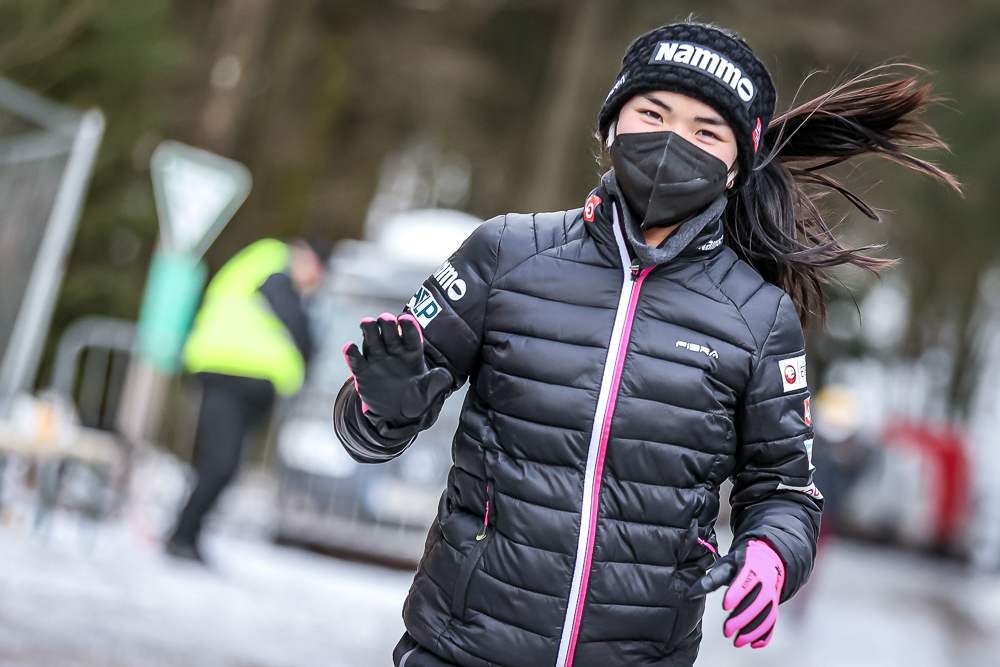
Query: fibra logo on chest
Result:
<box><xmin>676</xmin><ymin>340</ymin><xmax>718</xmax><ymax>359</ymax></box>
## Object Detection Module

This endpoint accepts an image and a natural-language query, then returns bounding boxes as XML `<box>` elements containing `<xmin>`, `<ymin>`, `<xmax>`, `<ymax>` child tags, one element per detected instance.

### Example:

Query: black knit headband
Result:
<box><xmin>600</xmin><ymin>23</ymin><xmax>777</xmax><ymax>185</ymax></box>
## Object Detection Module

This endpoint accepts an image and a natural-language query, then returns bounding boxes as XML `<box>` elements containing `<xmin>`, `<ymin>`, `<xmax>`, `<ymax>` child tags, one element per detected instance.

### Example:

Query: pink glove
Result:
<box><xmin>687</xmin><ymin>538</ymin><xmax>785</xmax><ymax>648</ymax></box>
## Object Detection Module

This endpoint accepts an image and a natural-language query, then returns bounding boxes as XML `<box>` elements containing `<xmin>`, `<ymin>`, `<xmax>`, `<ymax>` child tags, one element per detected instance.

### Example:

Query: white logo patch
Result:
<box><xmin>648</xmin><ymin>41</ymin><xmax>757</xmax><ymax>105</ymax></box>
<box><xmin>605</xmin><ymin>73</ymin><xmax>627</xmax><ymax>102</ymax></box>
<box><xmin>778</xmin><ymin>354</ymin><xmax>807</xmax><ymax>392</ymax></box>
<box><xmin>676</xmin><ymin>341</ymin><xmax>719</xmax><ymax>359</ymax></box>
<box><xmin>698</xmin><ymin>237</ymin><xmax>723</xmax><ymax>251</ymax></box>
<box><xmin>432</xmin><ymin>260</ymin><xmax>467</xmax><ymax>301</ymax></box>
<box><xmin>805</xmin><ymin>438</ymin><xmax>815</xmax><ymax>471</ymax></box>
<box><xmin>777</xmin><ymin>481</ymin><xmax>823</xmax><ymax>499</ymax></box>
<box><xmin>407</xmin><ymin>286</ymin><xmax>441</xmax><ymax>327</ymax></box>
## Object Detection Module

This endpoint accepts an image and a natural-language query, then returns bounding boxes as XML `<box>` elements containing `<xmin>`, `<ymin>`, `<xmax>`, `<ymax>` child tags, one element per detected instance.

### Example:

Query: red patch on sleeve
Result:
<box><xmin>803</xmin><ymin>397</ymin><xmax>812</xmax><ymax>426</ymax></box>
<box><xmin>584</xmin><ymin>194</ymin><xmax>602</xmax><ymax>222</ymax></box>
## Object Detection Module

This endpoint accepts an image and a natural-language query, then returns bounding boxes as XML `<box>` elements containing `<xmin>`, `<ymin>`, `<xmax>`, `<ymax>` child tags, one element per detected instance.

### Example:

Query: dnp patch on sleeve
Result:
<box><xmin>778</xmin><ymin>354</ymin><xmax>807</xmax><ymax>392</ymax></box>
<box><xmin>407</xmin><ymin>285</ymin><xmax>441</xmax><ymax>328</ymax></box>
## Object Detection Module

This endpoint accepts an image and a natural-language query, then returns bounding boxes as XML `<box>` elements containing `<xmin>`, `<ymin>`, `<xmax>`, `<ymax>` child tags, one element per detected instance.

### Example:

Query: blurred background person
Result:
<box><xmin>165</xmin><ymin>237</ymin><xmax>327</xmax><ymax>562</ymax></box>
<box><xmin>810</xmin><ymin>385</ymin><xmax>876</xmax><ymax>539</ymax></box>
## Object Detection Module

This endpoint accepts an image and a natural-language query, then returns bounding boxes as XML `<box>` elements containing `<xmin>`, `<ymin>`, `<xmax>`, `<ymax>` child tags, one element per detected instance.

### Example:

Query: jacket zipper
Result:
<box><xmin>476</xmin><ymin>485</ymin><xmax>491</xmax><ymax>541</ymax></box>
<box><xmin>555</xmin><ymin>206</ymin><xmax>652</xmax><ymax>667</ymax></box>
<box><xmin>697</xmin><ymin>537</ymin><xmax>719</xmax><ymax>562</ymax></box>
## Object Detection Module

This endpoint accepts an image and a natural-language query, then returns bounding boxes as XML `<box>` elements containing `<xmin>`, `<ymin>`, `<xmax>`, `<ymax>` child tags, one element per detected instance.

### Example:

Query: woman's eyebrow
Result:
<box><xmin>642</xmin><ymin>94</ymin><xmax>672</xmax><ymax>113</ymax></box>
<box><xmin>694</xmin><ymin>115</ymin><xmax>728</xmax><ymax>127</ymax></box>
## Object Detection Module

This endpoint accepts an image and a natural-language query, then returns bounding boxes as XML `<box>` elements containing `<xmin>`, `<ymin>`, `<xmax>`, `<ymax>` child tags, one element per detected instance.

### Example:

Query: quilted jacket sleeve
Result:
<box><xmin>334</xmin><ymin>215</ymin><xmax>505</xmax><ymax>463</ymax></box>
<box><xmin>730</xmin><ymin>293</ymin><xmax>823</xmax><ymax>601</ymax></box>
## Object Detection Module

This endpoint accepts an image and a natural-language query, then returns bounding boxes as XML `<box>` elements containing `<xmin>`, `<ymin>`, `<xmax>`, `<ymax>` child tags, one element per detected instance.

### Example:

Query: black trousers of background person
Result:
<box><xmin>170</xmin><ymin>372</ymin><xmax>275</xmax><ymax>548</ymax></box>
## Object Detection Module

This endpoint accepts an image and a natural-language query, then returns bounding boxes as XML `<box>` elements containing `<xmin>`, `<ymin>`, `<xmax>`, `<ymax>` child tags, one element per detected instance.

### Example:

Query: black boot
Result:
<box><xmin>165</xmin><ymin>537</ymin><xmax>206</xmax><ymax>564</ymax></box>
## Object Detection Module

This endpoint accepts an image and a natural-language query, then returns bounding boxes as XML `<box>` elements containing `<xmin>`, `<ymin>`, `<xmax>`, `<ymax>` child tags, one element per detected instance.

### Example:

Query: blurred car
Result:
<box><xmin>838</xmin><ymin>419</ymin><xmax>969</xmax><ymax>555</ymax></box>
<box><xmin>273</xmin><ymin>209</ymin><xmax>481</xmax><ymax>564</ymax></box>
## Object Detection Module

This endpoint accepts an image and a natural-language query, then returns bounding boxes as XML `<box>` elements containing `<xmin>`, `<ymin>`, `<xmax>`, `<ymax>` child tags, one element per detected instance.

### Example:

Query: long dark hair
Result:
<box><xmin>725</xmin><ymin>66</ymin><xmax>961</xmax><ymax>326</ymax></box>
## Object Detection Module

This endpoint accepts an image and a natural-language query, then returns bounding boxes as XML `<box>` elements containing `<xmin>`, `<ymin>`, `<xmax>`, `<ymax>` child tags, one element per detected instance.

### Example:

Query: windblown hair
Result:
<box><xmin>598</xmin><ymin>66</ymin><xmax>961</xmax><ymax>327</ymax></box>
<box><xmin>725</xmin><ymin>66</ymin><xmax>960</xmax><ymax>326</ymax></box>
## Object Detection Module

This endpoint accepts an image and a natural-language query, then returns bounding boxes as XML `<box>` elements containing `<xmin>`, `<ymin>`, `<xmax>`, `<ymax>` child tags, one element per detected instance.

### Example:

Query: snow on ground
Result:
<box><xmin>1</xmin><ymin>457</ymin><xmax>999</xmax><ymax>667</ymax></box>
<box><xmin>3</xmin><ymin>521</ymin><xmax>999</xmax><ymax>667</ymax></box>
<box><xmin>697</xmin><ymin>538</ymin><xmax>1000</xmax><ymax>667</ymax></box>
<box><xmin>0</xmin><ymin>523</ymin><xmax>411</xmax><ymax>667</ymax></box>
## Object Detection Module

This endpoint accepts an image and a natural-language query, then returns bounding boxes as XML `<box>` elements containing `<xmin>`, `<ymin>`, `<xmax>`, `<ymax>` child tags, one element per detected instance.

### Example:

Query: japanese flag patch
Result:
<box><xmin>778</xmin><ymin>354</ymin><xmax>807</xmax><ymax>392</ymax></box>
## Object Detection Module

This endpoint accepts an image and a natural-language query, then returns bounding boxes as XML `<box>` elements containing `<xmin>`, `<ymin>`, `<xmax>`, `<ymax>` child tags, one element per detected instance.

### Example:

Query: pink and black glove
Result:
<box><xmin>343</xmin><ymin>313</ymin><xmax>453</xmax><ymax>428</ymax></box>
<box><xmin>686</xmin><ymin>539</ymin><xmax>785</xmax><ymax>648</ymax></box>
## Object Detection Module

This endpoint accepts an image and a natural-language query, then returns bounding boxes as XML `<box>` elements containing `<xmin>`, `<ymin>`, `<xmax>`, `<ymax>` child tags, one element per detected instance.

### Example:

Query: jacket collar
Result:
<box><xmin>586</xmin><ymin>170</ymin><xmax>727</xmax><ymax>271</ymax></box>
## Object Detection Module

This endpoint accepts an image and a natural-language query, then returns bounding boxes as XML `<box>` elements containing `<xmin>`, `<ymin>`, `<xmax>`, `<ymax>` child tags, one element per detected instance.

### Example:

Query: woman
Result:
<box><xmin>334</xmin><ymin>22</ymin><xmax>957</xmax><ymax>667</ymax></box>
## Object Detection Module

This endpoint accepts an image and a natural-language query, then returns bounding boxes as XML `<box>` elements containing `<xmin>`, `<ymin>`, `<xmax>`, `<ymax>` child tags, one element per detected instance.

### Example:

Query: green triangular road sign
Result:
<box><xmin>150</xmin><ymin>140</ymin><xmax>252</xmax><ymax>258</ymax></box>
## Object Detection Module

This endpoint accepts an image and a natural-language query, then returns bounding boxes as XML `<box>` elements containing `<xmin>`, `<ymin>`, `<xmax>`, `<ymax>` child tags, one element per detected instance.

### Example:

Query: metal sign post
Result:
<box><xmin>117</xmin><ymin>141</ymin><xmax>251</xmax><ymax>445</ymax></box>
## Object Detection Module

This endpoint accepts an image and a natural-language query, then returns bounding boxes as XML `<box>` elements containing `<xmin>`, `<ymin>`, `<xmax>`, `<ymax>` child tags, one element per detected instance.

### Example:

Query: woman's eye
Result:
<box><xmin>697</xmin><ymin>129</ymin><xmax>720</xmax><ymax>141</ymax></box>
<box><xmin>642</xmin><ymin>110</ymin><xmax>662</xmax><ymax>122</ymax></box>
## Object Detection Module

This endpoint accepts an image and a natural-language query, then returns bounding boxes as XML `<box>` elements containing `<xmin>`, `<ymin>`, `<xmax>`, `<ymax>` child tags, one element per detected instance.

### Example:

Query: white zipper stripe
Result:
<box><xmin>554</xmin><ymin>207</ymin><xmax>634</xmax><ymax>666</ymax></box>
<box><xmin>398</xmin><ymin>648</ymin><xmax>417</xmax><ymax>667</ymax></box>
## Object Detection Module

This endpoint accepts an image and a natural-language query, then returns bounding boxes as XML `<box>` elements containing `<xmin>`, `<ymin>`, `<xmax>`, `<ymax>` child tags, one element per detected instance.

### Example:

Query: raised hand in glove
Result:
<box><xmin>342</xmin><ymin>312</ymin><xmax>453</xmax><ymax>427</ymax></box>
<box><xmin>686</xmin><ymin>539</ymin><xmax>785</xmax><ymax>649</ymax></box>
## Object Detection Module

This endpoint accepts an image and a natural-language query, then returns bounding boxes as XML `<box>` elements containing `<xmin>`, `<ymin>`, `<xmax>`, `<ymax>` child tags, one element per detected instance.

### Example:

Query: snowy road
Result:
<box><xmin>699</xmin><ymin>539</ymin><xmax>1000</xmax><ymax>667</ymax></box>
<box><xmin>0</xmin><ymin>526</ymin><xmax>409</xmax><ymax>667</ymax></box>
<box><xmin>1</xmin><ymin>524</ymin><xmax>998</xmax><ymax>666</ymax></box>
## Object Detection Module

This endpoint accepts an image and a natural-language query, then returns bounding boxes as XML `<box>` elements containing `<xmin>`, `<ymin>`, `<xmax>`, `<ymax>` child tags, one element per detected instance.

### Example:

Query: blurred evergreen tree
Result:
<box><xmin>603</xmin><ymin>1</ymin><xmax>992</xmax><ymax>417</ymax></box>
<box><xmin>0</xmin><ymin>0</ymin><xmax>378</xmax><ymax>384</ymax></box>
<box><xmin>0</xmin><ymin>0</ymin><xmax>191</xmax><ymax>384</ymax></box>
<box><xmin>0</xmin><ymin>0</ymin><xmax>992</xmax><ymax>417</ymax></box>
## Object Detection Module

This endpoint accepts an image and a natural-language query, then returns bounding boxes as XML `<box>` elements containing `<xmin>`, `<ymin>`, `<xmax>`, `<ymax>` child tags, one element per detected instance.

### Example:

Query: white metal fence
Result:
<box><xmin>0</xmin><ymin>76</ymin><xmax>104</xmax><ymax>416</ymax></box>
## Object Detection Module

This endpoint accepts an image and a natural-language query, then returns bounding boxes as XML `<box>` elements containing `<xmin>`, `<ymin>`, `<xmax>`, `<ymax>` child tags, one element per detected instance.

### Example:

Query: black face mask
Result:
<box><xmin>610</xmin><ymin>131</ymin><xmax>729</xmax><ymax>230</ymax></box>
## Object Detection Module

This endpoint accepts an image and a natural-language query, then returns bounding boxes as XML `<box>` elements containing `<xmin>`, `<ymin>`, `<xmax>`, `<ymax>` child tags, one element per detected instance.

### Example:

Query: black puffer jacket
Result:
<box><xmin>335</xmin><ymin>173</ymin><xmax>822</xmax><ymax>667</ymax></box>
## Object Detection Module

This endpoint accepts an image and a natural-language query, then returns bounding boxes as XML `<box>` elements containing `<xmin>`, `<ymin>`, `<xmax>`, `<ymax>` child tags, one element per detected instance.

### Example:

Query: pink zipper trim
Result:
<box><xmin>565</xmin><ymin>265</ymin><xmax>653</xmax><ymax>666</ymax></box>
<box><xmin>476</xmin><ymin>484</ymin><xmax>491</xmax><ymax>540</ymax></box>
<box><xmin>697</xmin><ymin>537</ymin><xmax>717</xmax><ymax>556</ymax></box>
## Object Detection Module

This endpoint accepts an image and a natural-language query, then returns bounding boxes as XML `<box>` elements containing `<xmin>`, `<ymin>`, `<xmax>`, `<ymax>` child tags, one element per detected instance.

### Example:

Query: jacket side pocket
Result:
<box><xmin>664</xmin><ymin>537</ymin><xmax>716</xmax><ymax>653</ymax></box>
<box><xmin>450</xmin><ymin>482</ymin><xmax>493</xmax><ymax>620</ymax></box>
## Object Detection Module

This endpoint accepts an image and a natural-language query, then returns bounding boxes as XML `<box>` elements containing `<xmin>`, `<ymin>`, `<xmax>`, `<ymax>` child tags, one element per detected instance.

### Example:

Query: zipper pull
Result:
<box><xmin>476</xmin><ymin>485</ymin><xmax>491</xmax><ymax>541</ymax></box>
<box><xmin>697</xmin><ymin>537</ymin><xmax>719</xmax><ymax>562</ymax></box>
<box><xmin>630</xmin><ymin>258</ymin><xmax>641</xmax><ymax>282</ymax></box>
